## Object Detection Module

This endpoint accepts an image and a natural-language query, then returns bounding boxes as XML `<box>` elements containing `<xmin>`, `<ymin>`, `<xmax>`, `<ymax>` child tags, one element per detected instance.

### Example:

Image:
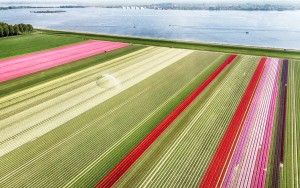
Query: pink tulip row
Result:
<box><xmin>0</xmin><ymin>40</ymin><xmax>128</xmax><ymax>83</ymax></box>
<box><xmin>250</xmin><ymin>60</ymin><xmax>281</xmax><ymax>188</ymax></box>
<box><xmin>221</xmin><ymin>58</ymin><xmax>281</xmax><ymax>188</ymax></box>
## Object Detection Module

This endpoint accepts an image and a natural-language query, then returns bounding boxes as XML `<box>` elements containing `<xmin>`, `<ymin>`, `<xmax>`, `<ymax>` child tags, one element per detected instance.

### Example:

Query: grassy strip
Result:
<box><xmin>0</xmin><ymin>45</ymin><xmax>144</xmax><ymax>98</ymax></box>
<box><xmin>38</xmin><ymin>29</ymin><xmax>300</xmax><ymax>60</ymax></box>
<box><xmin>0</xmin><ymin>32</ymin><xmax>84</xmax><ymax>59</ymax></box>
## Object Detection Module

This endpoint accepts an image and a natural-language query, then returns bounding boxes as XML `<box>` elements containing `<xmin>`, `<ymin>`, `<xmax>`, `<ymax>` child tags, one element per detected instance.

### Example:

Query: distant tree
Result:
<box><xmin>18</xmin><ymin>24</ymin><xmax>24</xmax><ymax>33</ymax></box>
<box><xmin>0</xmin><ymin>26</ymin><xmax>3</xmax><ymax>37</ymax></box>
<box><xmin>3</xmin><ymin>25</ymin><xmax>9</xmax><ymax>36</ymax></box>
<box><xmin>13</xmin><ymin>24</ymin><xmax>20</xmax><ymax>35</ymax></box>
<box><xmin>23</xmin><ymin>24</ymin><xmax>29</xmax><ymax>32</ymax></box>
<box><xmin>0</xmin><ymin>22</ymin><xmax>7</xmax><ymax>27</ymax></box>
<box><xmin>0</xmin><ymin>22</ymin><xmax>33</xmax><ymax>37</ymax></box>
<box><xmin>26</xmin><ymin>24</ymin><xmax>33</xmax><ymax>32</ymax></box>
<box><xmin>8</xmin><ymin>25</ymin><xmax>15</xmax><ymax>36</ymax></box>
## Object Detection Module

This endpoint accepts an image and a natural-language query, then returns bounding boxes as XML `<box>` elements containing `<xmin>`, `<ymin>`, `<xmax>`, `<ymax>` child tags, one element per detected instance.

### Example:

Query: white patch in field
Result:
<box><xmin>96</xmin><ymin>74</ymin><xmax>121</xmax><ymax>89</ymax></box>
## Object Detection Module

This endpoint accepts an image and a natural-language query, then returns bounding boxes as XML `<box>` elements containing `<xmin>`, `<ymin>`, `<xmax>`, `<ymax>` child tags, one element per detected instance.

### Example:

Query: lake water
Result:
<box><xmin>1</xmin><ymin>7</ymin><xmax>300</xmax><ymax>50</ymax></box>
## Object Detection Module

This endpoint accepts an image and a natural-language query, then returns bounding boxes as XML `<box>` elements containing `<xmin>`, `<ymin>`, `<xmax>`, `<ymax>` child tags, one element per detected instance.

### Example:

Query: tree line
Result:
<box><xmin>0</xmin><ymin>22</ymin><xmax>34</xmax><ymax>38</ymax></box>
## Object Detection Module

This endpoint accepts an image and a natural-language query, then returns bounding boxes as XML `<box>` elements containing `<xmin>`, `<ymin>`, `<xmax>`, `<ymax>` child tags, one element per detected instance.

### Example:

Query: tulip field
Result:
<box><xmin>0</xmin><ymin>32</ymin><xmax>299</xmax><ymax>188</ymax></box>
<box><xmin>0</xmin><ymin>40</ymin><xmax>128</xmax><ymax>82</ymax></box>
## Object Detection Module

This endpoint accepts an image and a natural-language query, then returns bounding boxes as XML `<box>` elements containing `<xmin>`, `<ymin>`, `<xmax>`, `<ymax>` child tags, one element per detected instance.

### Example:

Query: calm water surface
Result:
<box><xmin>1</xmin><ymin>7</ymin><xmax>300</xmax><ymax>50</ymax></box>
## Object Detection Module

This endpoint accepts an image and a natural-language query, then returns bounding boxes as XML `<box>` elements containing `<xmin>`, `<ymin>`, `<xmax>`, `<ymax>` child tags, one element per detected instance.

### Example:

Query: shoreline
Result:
<box><xmin>37</xmin><ymin>28</ymin><xmax>300</xmax><ymax>59</ymax></box>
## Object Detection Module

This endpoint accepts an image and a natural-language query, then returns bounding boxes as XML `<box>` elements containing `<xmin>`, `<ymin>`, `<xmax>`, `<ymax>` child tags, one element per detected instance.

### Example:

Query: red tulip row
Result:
<box><xmin>96</xmin><ymin>54</ymin><xmax>237</xmax><ymax>188</ymax></box>
<box><xmin>199</xmin><ymin>57</ymin><xmax>267</xmax><ymax>188</ymax></box>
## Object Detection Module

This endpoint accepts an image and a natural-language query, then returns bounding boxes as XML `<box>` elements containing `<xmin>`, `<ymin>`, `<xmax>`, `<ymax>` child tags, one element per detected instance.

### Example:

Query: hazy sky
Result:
<box><xmin>2</xmin><ymin>0</ymin><xmax>297</xmax><ymax>5</ymax></box>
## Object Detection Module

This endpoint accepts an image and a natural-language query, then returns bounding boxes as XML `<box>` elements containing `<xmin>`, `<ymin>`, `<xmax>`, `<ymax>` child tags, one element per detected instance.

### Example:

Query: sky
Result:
<box><xmin>1</xmin><ymin>0</ymin><xmax>298</xmax><ymax>5</ymax></box>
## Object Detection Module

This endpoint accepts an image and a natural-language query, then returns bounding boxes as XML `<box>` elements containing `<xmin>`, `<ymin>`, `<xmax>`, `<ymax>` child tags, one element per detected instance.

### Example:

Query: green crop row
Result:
<box><xmin>282</xmin><ymin>60</ymin><xmax>300</xmax><ymax>188</ymax></box>
<box><xmin>0</xmin><ymin>33</ymin><xmax>84</xmax><ymax>59</ymax></box>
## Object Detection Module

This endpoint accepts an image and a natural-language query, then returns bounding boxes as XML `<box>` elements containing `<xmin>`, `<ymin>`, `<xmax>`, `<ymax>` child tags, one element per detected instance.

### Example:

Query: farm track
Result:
<box><xmin>113</xmin><ymin>55</ymin><xmax>259</xmax><ymax>188</ymax></box>
<box><xmin>283</xmin><ymin>60</ymin><xmax>300</xmax><ymax>188</ymax></box>
<box><xmin>0</xmin><ymin>49</ymin><xmax>223</xmax><ymax>187</ymax></box>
